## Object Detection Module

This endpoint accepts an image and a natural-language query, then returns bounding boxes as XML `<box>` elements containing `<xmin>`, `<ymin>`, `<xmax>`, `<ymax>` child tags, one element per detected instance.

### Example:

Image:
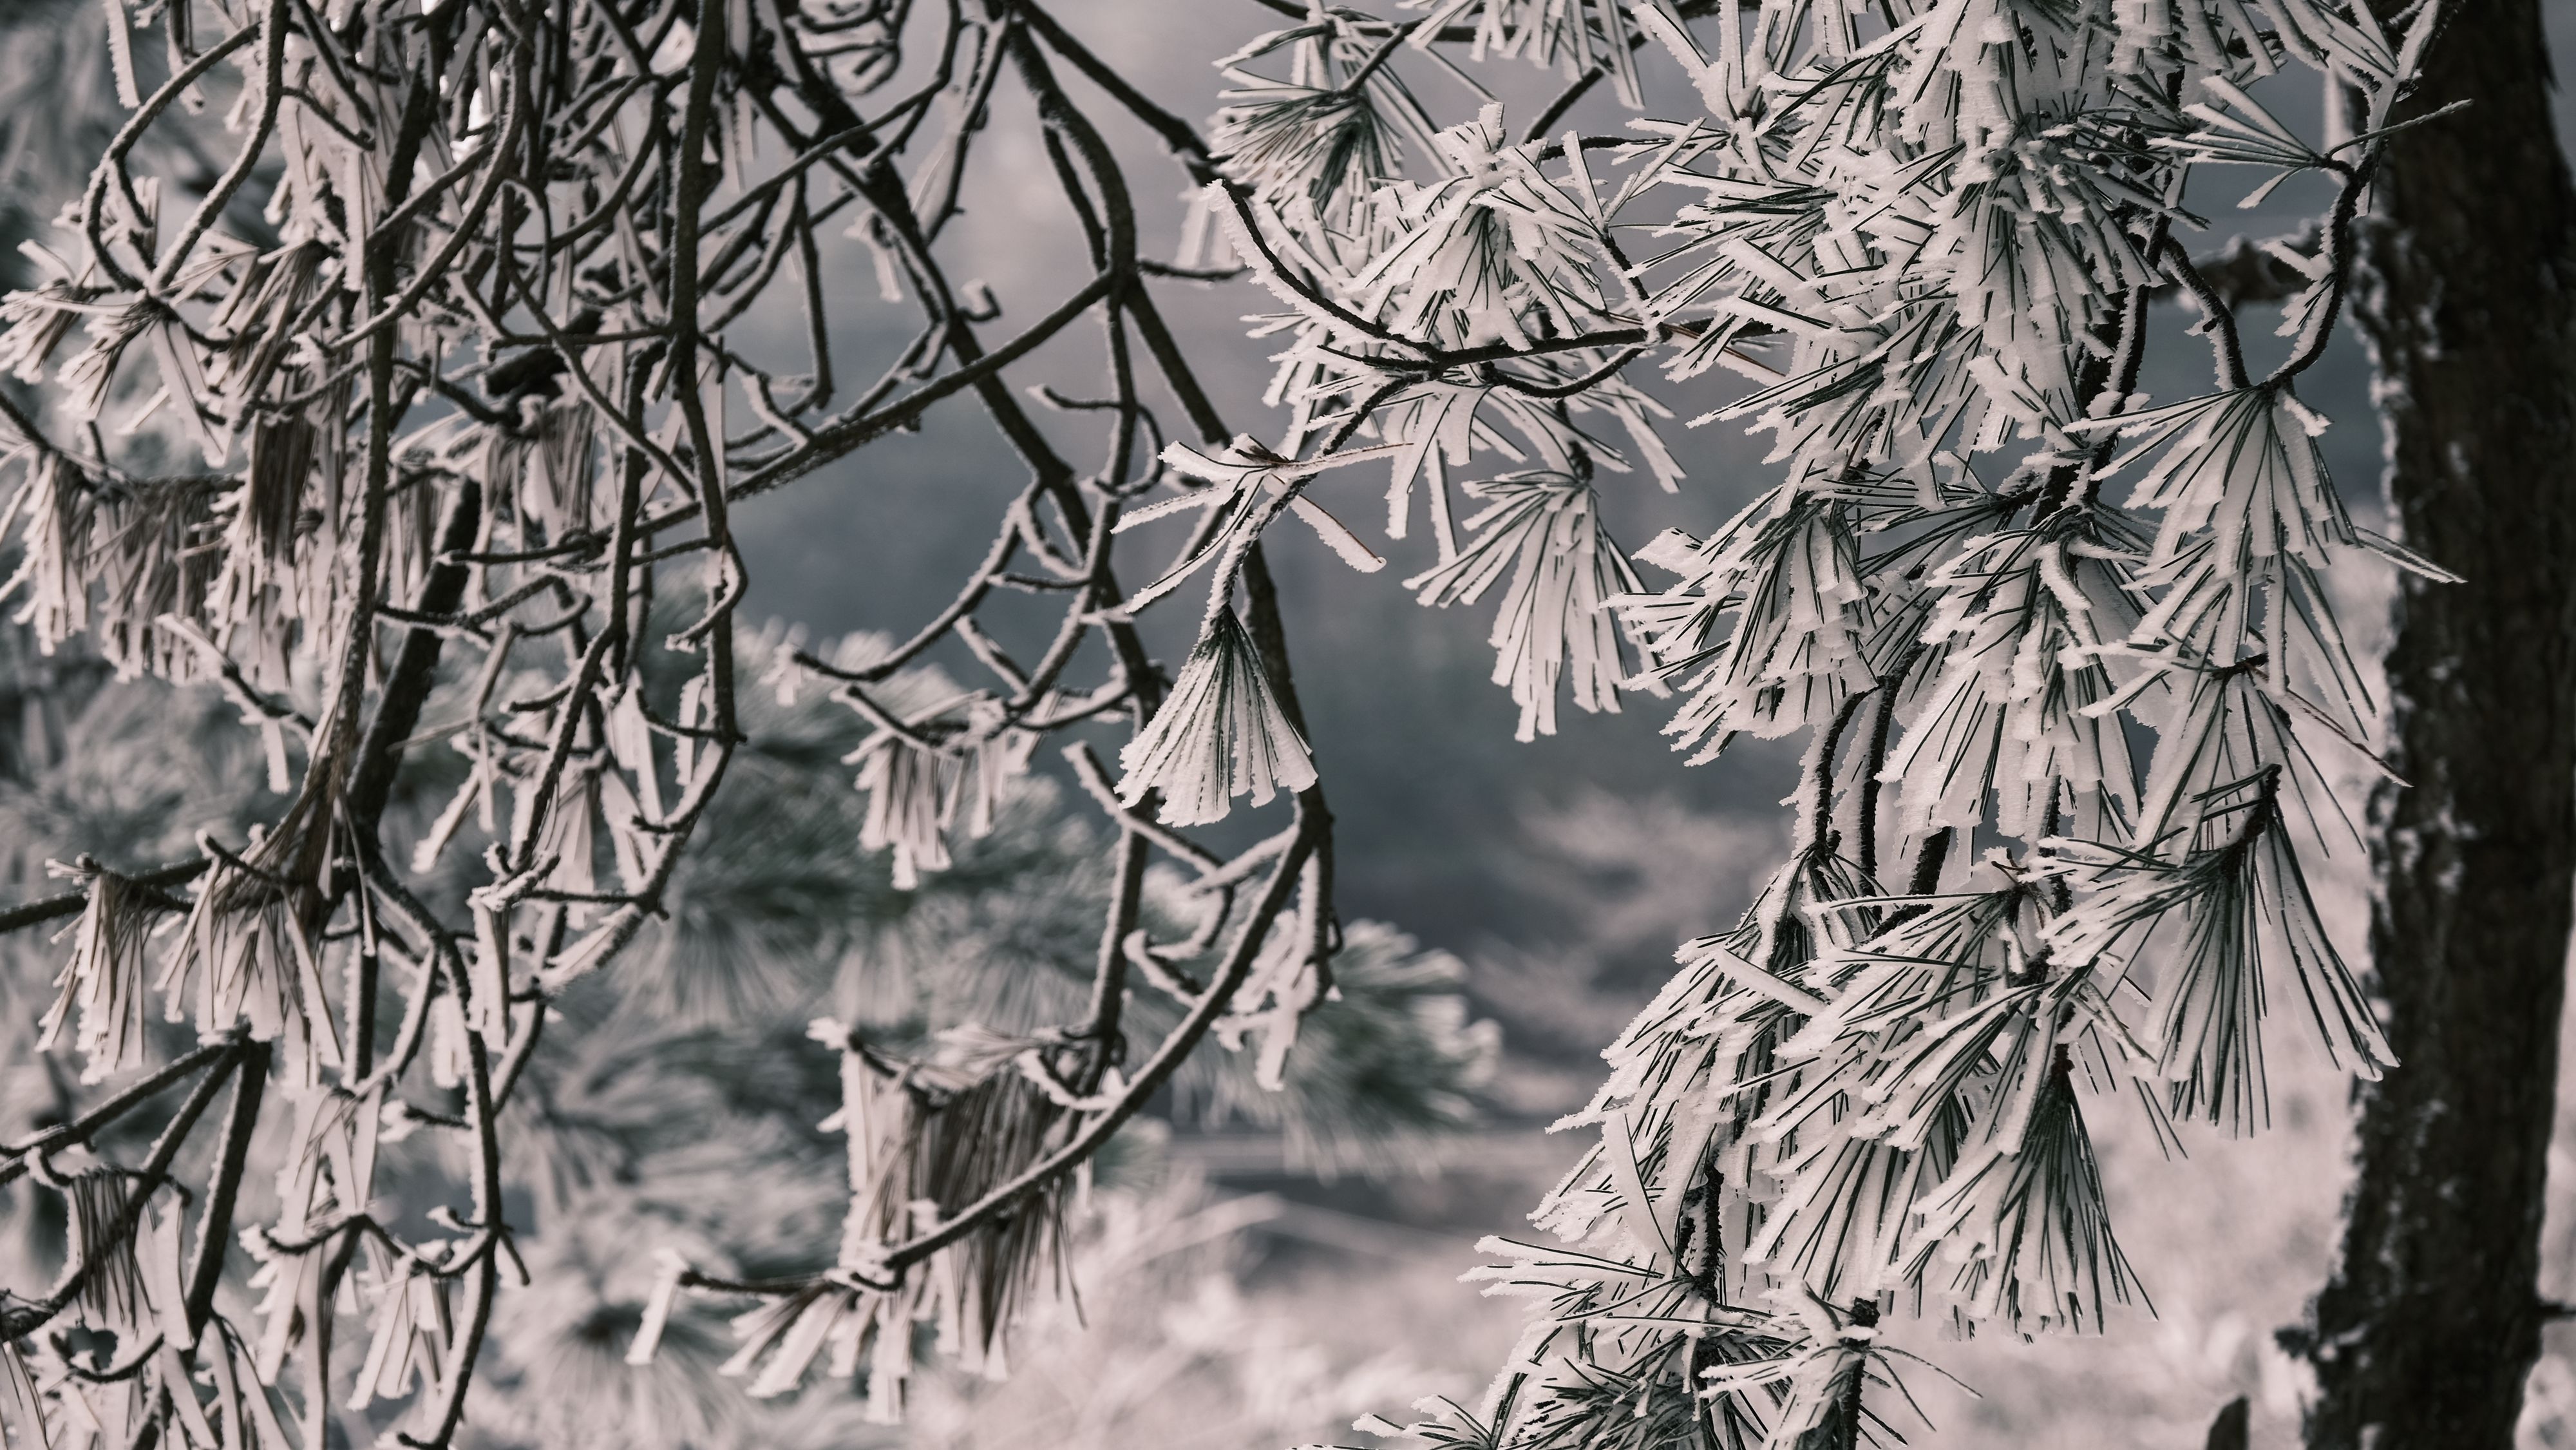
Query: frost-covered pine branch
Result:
<box><xmin>1181</xmin><ymin>1</ymin><xmax>2454</xmax><ymax>1445</ymax></box>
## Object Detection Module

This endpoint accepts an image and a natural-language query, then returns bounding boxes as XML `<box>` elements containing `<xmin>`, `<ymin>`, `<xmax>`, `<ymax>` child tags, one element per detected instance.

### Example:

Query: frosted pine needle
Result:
<box><xmin>723</xmin><ymin>1024</ymin><xmax>1078</xmax><ymax>1416</ymax></box>
<box><xmin>1908</xmin><ymin>1048</ymin><xmax>2145</xmax><ymax>1336</ymax></box>
<box><xmin>35</xmin><ymin>857</ymin><xmax>169</xmax><ymax>1082</ymax></box>
<box><xmin>158</xmin><ymin>792</ymin><xmax>345</xmax><ymax>1085</ymax></box>
<box><xmin>1118</xmin><ymin>606</ymin><xmax>1316</xmax><ymax>826</ymax></box>
<box><xmin>1406</xmin><ymin>473</ymin><xmax>1640</xmax><ymax>741</ymax></box>
<box><xmin>849</xmin><ymin>699</ymin><xmax>1036</xmax><ymax>889</ymax></box>
<box><xmin>352</xmin><ymin>1256</ymin><xmax>455</xmax><ymax>1411</ymax></box>
<box><xmin>61</xmin><ymin>1169</ymin><xmax>150</xmax><ymax>1330</ymax></box>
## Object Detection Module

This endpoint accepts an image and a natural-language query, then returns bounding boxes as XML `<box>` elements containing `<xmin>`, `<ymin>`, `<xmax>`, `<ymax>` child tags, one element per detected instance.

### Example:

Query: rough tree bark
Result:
<box><xmin>2297</xmin><ymin>5</ymin><xmax>2576</xmax><ymax>1446</ymax></box>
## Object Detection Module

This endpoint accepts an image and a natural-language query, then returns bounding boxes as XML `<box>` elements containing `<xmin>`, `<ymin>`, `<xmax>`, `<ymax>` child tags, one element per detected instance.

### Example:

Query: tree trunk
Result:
<box><xmin>2298</xmin><ymin>6</ymin><xmax>2576</xmax><ymax>1447</ymax></box>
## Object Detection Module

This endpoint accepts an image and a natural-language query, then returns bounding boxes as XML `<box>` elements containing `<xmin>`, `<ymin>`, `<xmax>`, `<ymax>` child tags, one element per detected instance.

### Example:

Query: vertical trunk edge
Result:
<box><xmin>2298</xmin><ymin>5</ymin><xmax>2576</xmax><ymax>1447</ymax></box>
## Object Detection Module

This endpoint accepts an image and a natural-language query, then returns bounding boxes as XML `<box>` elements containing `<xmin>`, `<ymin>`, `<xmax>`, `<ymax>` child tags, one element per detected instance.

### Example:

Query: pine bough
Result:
<box><xmin>1189</xmin><ymin>1</ymin><xmax>2451</xmax><ymax>1446</ymax></box>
